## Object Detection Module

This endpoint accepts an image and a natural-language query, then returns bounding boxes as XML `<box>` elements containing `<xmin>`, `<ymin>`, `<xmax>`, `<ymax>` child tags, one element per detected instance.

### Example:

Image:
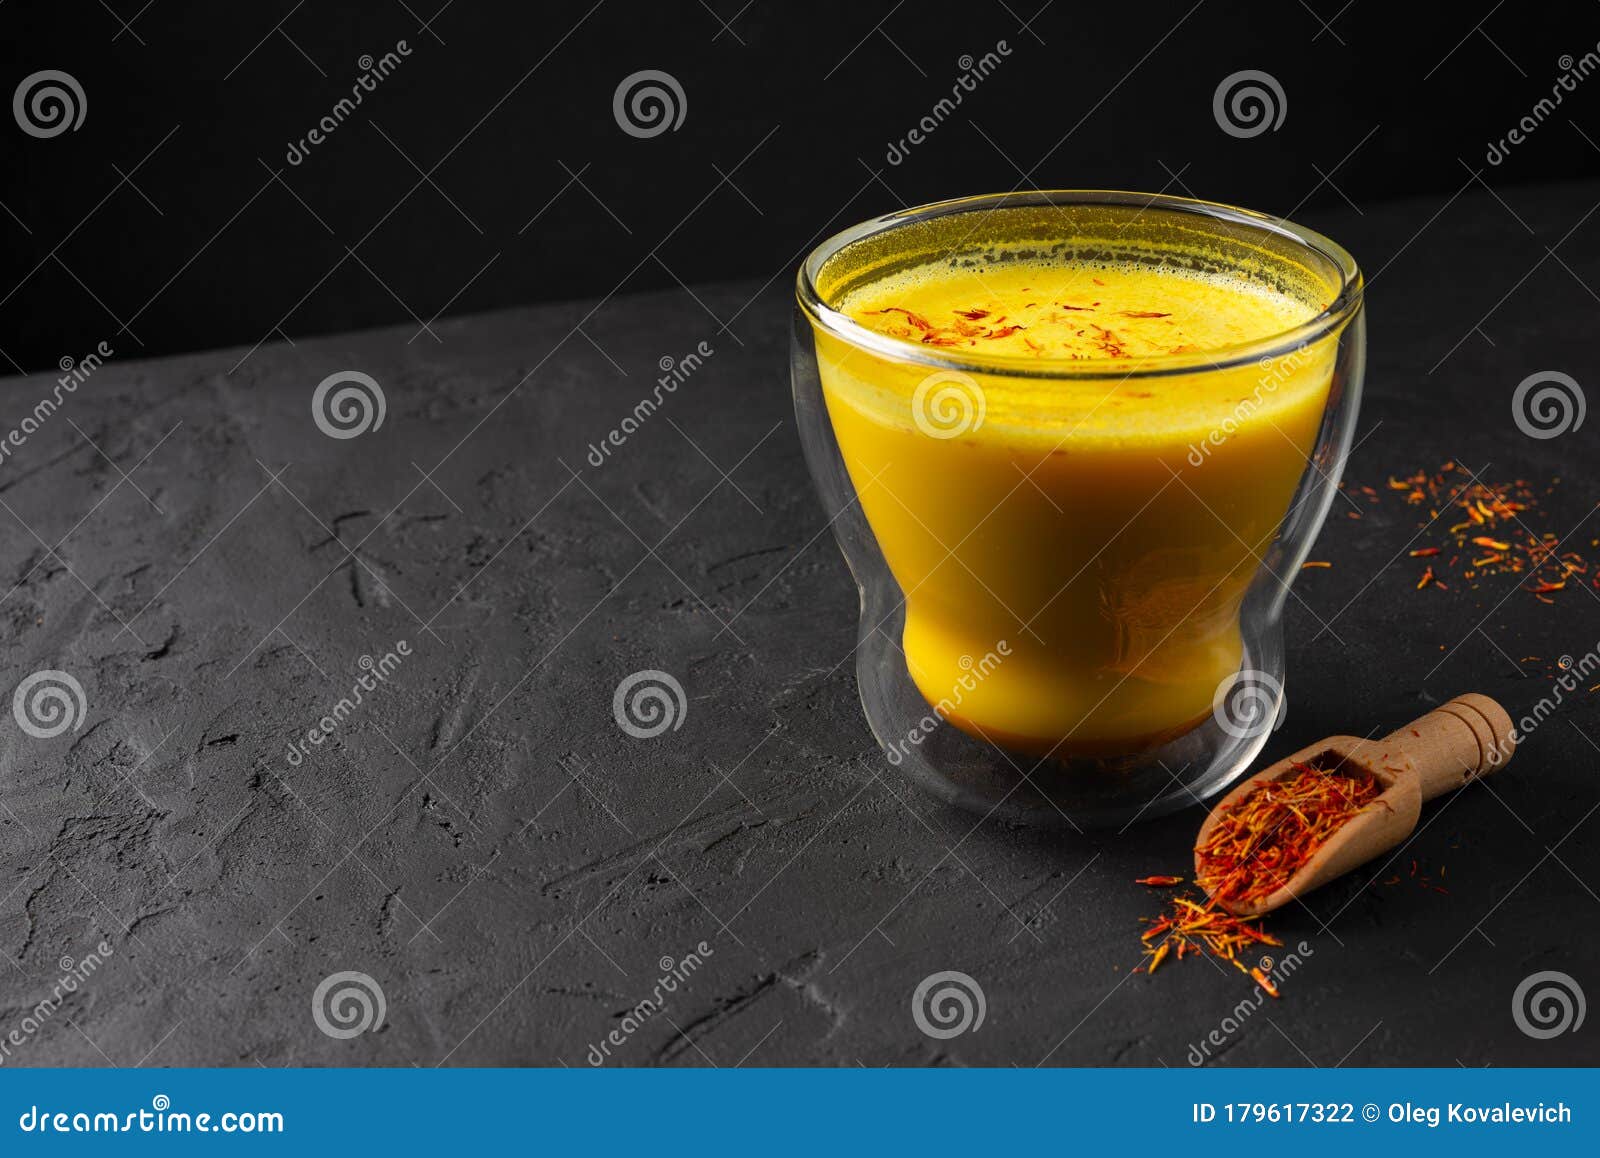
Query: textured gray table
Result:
<box><xmin>1</xmin><ymin>180</ymin><xmax>1597</xmax><ymax>1067</ymax></box>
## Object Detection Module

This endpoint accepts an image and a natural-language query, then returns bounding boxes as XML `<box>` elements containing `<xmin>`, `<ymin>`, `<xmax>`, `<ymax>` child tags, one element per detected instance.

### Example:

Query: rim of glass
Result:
<box><xmin>796</xmin><ymin>189</ymin><xmax>1364</xmax><ymax>381</ymax></box>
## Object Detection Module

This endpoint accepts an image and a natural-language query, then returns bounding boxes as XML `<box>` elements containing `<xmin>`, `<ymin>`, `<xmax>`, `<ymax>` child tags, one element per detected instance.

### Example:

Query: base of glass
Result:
<box><xmin>856</xmin><ymin>592</ymin><xmax>1285</xmax><ymax>830</ymax></box>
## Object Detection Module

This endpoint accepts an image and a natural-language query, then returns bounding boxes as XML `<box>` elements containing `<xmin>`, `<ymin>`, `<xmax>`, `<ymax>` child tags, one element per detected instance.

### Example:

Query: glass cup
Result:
<box><xmin>791</xmin><ymin>191</ymin><xmax>1365</xmax><ymax>828</ymax></box>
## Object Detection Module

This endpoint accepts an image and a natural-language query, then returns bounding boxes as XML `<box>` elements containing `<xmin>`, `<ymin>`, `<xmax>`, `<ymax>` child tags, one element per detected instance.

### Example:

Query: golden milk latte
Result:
<box><xmin>814</xmin><ymin>248</ymin><xmax>1335</xmax><ymax>755</ymax></box>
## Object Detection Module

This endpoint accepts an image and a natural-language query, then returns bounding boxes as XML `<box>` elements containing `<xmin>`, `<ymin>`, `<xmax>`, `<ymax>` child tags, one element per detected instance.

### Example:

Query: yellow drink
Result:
<box><xmin>814</xmin><ymin>243</ymin><xmax>1338</xmax><ymax>756</ymax></box>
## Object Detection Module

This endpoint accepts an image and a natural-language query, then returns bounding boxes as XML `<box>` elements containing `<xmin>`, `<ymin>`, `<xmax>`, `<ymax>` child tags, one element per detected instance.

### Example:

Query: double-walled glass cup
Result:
<box><xmin>792</xmin><ymin>191</ymin><xmax>1364</xmax><ymax>828</ymax></box>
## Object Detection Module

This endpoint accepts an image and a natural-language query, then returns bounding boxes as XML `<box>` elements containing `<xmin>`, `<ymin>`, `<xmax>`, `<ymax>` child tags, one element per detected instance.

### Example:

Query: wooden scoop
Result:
<box><xmin>1194</xmin><ymin>693</ymin><xmax>1516</xmax><ymax>917</ymax></box>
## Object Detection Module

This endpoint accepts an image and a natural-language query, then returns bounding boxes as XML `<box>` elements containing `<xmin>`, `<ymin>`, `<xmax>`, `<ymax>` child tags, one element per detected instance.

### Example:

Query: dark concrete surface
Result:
<box><xmin>1</xmin><ymin>179</ymin><xmax>1597</xmax><ymax>1067</ymax></box>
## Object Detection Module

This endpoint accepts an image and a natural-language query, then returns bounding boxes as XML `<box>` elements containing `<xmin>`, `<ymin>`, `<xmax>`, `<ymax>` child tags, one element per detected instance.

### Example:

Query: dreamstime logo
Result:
<box><xmin>612</xmin><ymin>669</ymin><xmax>687</xmax><ymax>738</ymax></box>
<box><xmin>585</xmin><ymin>940</ymin><xmax>715</xmax><ymax>1065</ymax></box>
<box><xmin>285</xmin><ymin>40</ymin><xmax>412</xmax><ymax>165</ymax></box>
<box><xmin>1513</xmin><ymin>970</ymin><xmax>1586</xmax><ymax>1039</ymax></box>
<box><xmin>285</xmin><ymin>642</ymin><xmax>410</xmax><ymax>766</ymax></box>
<box><xmin>312</xmin><ymin>971</ymin><xmax>386</xmax><ymax>1039</ymax></box>
<box><xmin>1211</xmin><ymin>669</ymin><xmax>1285</xmax><ymax>740</ymax></box>
<box><xmin>1186</xmin><ymin>342</ymin><xmax>1320</xmax><ymax>465</ymax></box>
<box><xmin>884</xmin><ymin>40</ymin><xmax>1013</xmax><ymax>165</ymax></box>
<box><xmin>1212</xmin><ymin>70</ymin><xmax>1286</xmax><ymax>138</ymax></box>
<box><xmin>1486</xmin><ymin>46</ymin><xmax>1600</xmax><ymax>165</ymax></box>
<box><xmin>886</xmin><ymin>642</ymin><xmax>1011</xmax><ymax>766</ymax></box>
<box><xmin>912</xmin><ymin>370</ymin><xmax>985</xmax><ymax>439</ymax></box>
<box><xmin>13</xmin><ymin>70</ymin><xmax>86</xmax><ymax>138</ymax></box>
<box><xmin>12</xmin><ymin>670</ymin><xmax>87</xmax><ymax>739</ymax></box>
<box><xmin>312</xmin><ymin>370</ymin><xmax>386</xmax><ymax>439</ymax></box>
<box><xmin>0</xmin><ymin>940</ymin><xmax>114</xmax><ymax>1066</ymax></box>
<box><xmin>586</xmin><ymin>339</ymin><xmax>714</xmax><ymax>467</ymax></box>
<box><xmin>911</xmin><ymin>970</ymin><xmax>986</xmax><ymax>1039</ymax></box>
<box><xmin>1511</xmin><ymin>370</ymin><xmax>1585</xmax><ymax>439</ymax></box>
<box><xmin>1186</xmin><ymin>942</ymin><xmax>1314</xmax><ymax>1065</ymax></box>
<box><xmin>0</xmin><ymin>340</ymin><xmax>112</xmax><ymax>471</ymax></box>
<box><xmin>613</xmin><ymin>70</ymin><xmax>686</xmax><ymax>138</ymax></box>
<box><xmin>1513</xmin><ymin>644</ymin><xmax>1600</xmax><ymax>743</ymax></box>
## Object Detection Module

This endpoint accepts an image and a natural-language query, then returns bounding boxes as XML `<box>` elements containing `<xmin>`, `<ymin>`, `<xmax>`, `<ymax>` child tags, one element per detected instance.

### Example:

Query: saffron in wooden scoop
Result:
<box><xmin>1194</xmin><ymin>693</ymin><xmax>1516</xmax><ymax>916</ymax></box>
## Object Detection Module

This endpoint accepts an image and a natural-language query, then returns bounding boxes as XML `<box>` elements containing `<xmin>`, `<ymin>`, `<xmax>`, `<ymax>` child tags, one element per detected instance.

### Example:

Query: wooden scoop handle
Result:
<box><xmin>1381</xmin><ymin>693</ymin><xmax>1516</xmax><ymax>802</ymax></box>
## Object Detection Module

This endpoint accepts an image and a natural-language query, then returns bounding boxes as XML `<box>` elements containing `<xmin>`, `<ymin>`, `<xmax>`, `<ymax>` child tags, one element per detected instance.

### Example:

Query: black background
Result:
<box><xmin>5</xmin><ymin>0</ymin><xmax>1600</xmax><ymax>371</ymax></box>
